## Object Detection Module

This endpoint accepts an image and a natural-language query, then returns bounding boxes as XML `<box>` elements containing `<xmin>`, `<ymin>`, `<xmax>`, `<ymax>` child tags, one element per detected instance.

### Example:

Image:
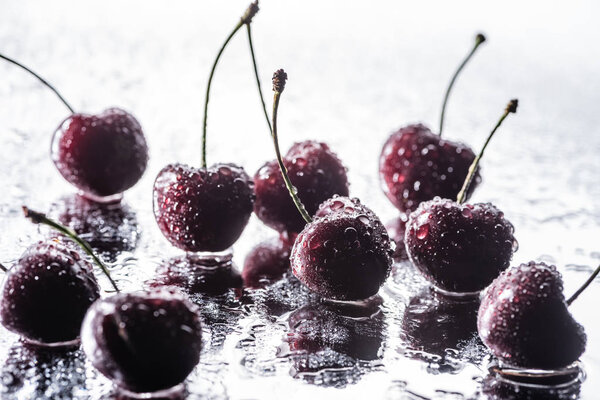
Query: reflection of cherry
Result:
<box><xmin>49</xmin><ymin>194</ymin><xmax>139</xmax><ymax>260</ymax></box>
<box><xmin>401</xmin><ymin>288</ymin><xmax>480</xmax><ymax>357</ymax></box>
<box><xmin>1</xmin><ymin>342</ymin><xmax>86</xmax><ymax>399</ymax></box>
<box><xmin>242</xmin><ymin>236</ymin><xmax>292</xmax><ymax>288</ymax></box>
<box><xmin>286</xmin><ymin>297</ymin><xmax>384</xmax><ymax>362</ymax></box>
<box><xmin>481</xmin><ymin>374</ymin><xmax>581</xmax><ymax>400</ymax></box>
<box><xmin>146</xmin><ymin>254</ymin><xmax>242</xmax><ymax>296</ymax></box>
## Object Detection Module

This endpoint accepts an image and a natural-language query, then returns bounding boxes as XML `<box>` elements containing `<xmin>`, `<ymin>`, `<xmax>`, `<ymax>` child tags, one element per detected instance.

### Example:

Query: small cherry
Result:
<box><xmin>379</xmin><ymin>34</ymin><xmax>486</xmax><ymax>213</ymax></box>
<box><xmin>242</xmin><ymin>236</ymin><xmax>292</xmax><ymax>288</ymax></box>
<box><xmin>153</xmin><ymin>2</ymin><xmax>265</xmax><ymax>253</ymax></box>
<box><xmin>0</xmin><ymin>207</ymin><xmax>120</xmax><ymax>346</ymax></box>
<box><xmin>405</xmin><ymin>100</ymin><xmax>518</xmax><ymax>294</ymax></box>
<box><xmin>81</xmin><ymin>288</ymin><xmax>203</xmax><ymax>395</ymax></box>
<box><xmin>0</xmin><ymin>53</ymin><xmax>148</xmax><ymax>202</ymax></box>
<box><xmin>269</xmin><ymin>70</ymin><xmax>393</xmax><ymax>301</ymax></box>
<box><xmin>478</xmin><ymin>262</ymin><xmax>598</xmax><ymax>370</ymax></box>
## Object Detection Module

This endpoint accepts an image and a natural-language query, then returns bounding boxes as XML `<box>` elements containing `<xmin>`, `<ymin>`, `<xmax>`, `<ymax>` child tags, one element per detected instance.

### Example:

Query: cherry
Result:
<box><xmin>379</xmin><ymin>124</ymin><xmax>479</xmax><ymax>213</ymax></box>
<box><xmin>0</xmin><ymin>53</ymin><xmax>148</xmax><ymax>201</ymax></box>
<box><xmin>146</xmin><ymin>254</ymin><xmax>242</xmax><ymax>296</ymax></box>
<box><xmin>405</xmin><ymin>100</ymin><xmax>518</xmax><ymax>294</ymax></box>
<box><xmin>254</xmin><ymin>141</ymin><xmax>349</xmax><ymax>235</ymax></box>
<box><xmin>242</xmin><ymin>236</ymin><xmax>292</xmax><ymax>288</ymax></box>
<box><xmin>379</xmin><ymin>34</ymin><xmax>486</xmax><ymax>213</ymax></box>
<box><xmin>81</xmin><ymin>288</ymin><xmax>203</xmax><ymax>394</ymax></box>
<box><xmin>52</xmin><ymin>108</ymin><xmax>148</xmax><ymax>200</ymax></box>
<box><xmin>153</xmin><ymin>163</ymin><xmax>254</xmax><ymax>252</ymax></box>
<box><xmin>405</xmin><ymin>198</ymin><xmax>516</xmax><ymax>294</ymax></box>
<box><xmin>0</xmin><ymin>207</ymin><xmax>121</xmax><ymax>346</ymax></box>
<box><xmin>153</xmin><ymin>2</ymin><xmax>266</xmax><ymax>253</ymax></box>
<box><xmin>0</xmin><ymin>240</ymin><xmax>100</xmax><ymax>345</ymax></box>
<box><xmin>478</xmin><ymin>262</ymin><xmax>595</xmax><ymax>370</ymax></box>
<box><xmin>267</xmin><ymin>70</ymin><xmax>393</xmax><ymax>300</ymax></box>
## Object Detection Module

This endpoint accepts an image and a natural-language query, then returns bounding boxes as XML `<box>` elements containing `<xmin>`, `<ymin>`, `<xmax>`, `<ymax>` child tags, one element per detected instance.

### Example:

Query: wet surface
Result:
<box><xmin>1</xmin><ymin>0</ymin><xmax>599</xmax><ymax>398</ymax></box>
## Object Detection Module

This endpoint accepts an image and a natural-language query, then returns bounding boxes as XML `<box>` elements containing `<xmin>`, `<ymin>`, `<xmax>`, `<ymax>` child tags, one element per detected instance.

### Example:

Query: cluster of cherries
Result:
<box><xmin>0</xmin><ymin>1</ymin><xmax>597</xmax><ymax>396</ymax></box>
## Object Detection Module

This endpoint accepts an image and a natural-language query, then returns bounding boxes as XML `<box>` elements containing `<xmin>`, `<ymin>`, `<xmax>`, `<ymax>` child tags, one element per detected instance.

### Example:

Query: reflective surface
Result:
<box><xmin>1</xmin><ymin>0</ymin><xmax>599</xmax><ymax>398</ymax></box>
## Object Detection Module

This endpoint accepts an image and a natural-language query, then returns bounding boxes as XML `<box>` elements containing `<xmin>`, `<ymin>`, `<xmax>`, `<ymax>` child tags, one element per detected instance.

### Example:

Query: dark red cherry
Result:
<box><xmin>242</xmin><ymin>236</ymin><xmax>292</xmax><ymax>288</ymax></box>
<box><xmin>478</xmin><ymin>262</ymin><xmax>586</xmax><ymax>370</ymax></box>
<box><xmin>291</xmin><ymin>198</ymin><xmax>393</xmax><ymax>300</ymax></box>
<box><xmin>405</xmin><ymin>197</ymin><xmax>516</xmax><ymax>293</ymax></box>
<box><xmin>0</xmin><ymin>241</ymin><xmax>100</xmax><ymax>345</ymax></box>
<box><xmin>153</xmin><ymin>162</ymin><xmax>254</xmax><ymax>252</ymax></box>
<box><xmin>379</xmin><ymin>124</ymin><xmax>479</xmax><ymax>213</ymax></box>
<box><xmin>146</xmin><ymin>255</ymin><xmax>242</xmax><ymax>296</ymax></box>
<box><xmin>385</xmin><ymin>215</ymin><xmax>408</xmax><ymax>261</ymax></box>
<box><xmin>81</xmin><ymin>288</ymin><xmax>203</xmax><ymax>394</ymax></box>
<box><xmin>254</xmin><ymin>141</ymin><xmax>349</xmax><ymax>235</ymax></box>
<box><xmin>52</xmin><ymin>108</ymin><xmax>148</xmax><ymax>200</ymax></box>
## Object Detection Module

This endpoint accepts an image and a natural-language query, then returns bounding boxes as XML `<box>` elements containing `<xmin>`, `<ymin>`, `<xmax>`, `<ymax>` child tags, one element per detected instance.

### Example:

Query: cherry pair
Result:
<box><xmin>0</xmin><ymin>208</ymin><xmax>203</xmax><ymax>396</ymax></box>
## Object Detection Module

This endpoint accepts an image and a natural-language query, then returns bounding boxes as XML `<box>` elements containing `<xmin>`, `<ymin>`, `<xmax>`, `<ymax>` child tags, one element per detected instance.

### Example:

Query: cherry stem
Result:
<box><xmin>439</xmin><ymin>33</ymin><xmax>486</xmax><ymax>137</ymax></box>
<box><xmin>202</xmin><ymin>1</ymin><xmax>260</xmax><ymax>168</ymax></box>
<box><xmin>0</xmin><ymin>263</ymin><xmax>7</xmax><ymax>273</ymax></box>
<box><xmin>456</xmin><ymin>99</ymin><xmax>518</xmax><ymax>204</ymax></box>
<box><xmin>247</xmin><ymin>24</ymin><xmax>272</xmax><ymax>133</ymax></box>
<box><xmin>0</xmin><ymin>53</ymin><xmax>75</xmax><ymax>114</ymax></box>
<box><xmin>271</xmin><ymin>69</ymin><xmax>313</xmax><ymax>224</ymax></box>
<box><xmin>22</xmin><ymin>206</ymin><xmax>120</xmax><ymax>293</ymax></box>
<box><xmin>567</xmin><ymin>264</ymin><xmax>600</xmax><ymax>306</ymax></box>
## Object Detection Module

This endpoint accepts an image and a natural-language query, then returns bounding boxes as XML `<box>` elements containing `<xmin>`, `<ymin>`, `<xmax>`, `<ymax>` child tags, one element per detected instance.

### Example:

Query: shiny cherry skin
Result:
<box><xmin>478</xmin><ymin>262</ymin><xmax>586</xmax><ymax>370</ymax></box>
<box><xmin>291</xmin><ymin>197</ymin><xmax>393</xmax><ymax>300</ymax></box>
<box><xmin>153</xmin><ymin>163</ymin><xmax>254</xmax><ymax>252</ymax></box>
<box><xmin>379</xmin><ymin>124</ymin><xmax>479</xmax><ymax>214</ymax></box>
<box><xmin>81</xmin><ymin>288</ymin><xmax>203</xmax><ymax>394</ymax></box>
<box><xmin>254</xmin><ymin>141</ymin><xmax>349</xmax><ymax>235</ymax></box>
<box><xmin>52</xmin><ymin>108</ymin><xmax>148</xmax><ymax>200</ymax></box>
<box><xmin>0</xmin><ymin>240</ymin><xmax>100</xmax><ymax>345</ymax></box>
<box><xmin>405</xmin><ymin>197</ymin><xmax>516</xmax><ymax>294</ymax></box>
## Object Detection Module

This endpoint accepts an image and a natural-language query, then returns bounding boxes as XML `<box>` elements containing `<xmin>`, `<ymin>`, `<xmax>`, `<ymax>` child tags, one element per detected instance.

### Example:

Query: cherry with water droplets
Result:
<box><xmin>254</xmin><ymin>140</ymin><xmax>349</xmax><ymax>235</ymax></box>
<box><xmin>153</xmin><ymin>163</ymin><xmax>254</xmax><ymax>252</ymax></box>
<box><xmin>0</xmin><ymin>240</ymin><xmax>100</xmax><ymax>345</ymax></box>
<box><xmin>380</xmin><ymin>124</ymin><xmax>479</xmax><ymax>213</ymax></box>
<box><xmin>478</xmin><ymin>262</ymin><xmax>587</xmax><ymax>370</ymax></box>
<box><xmin>81</xmin><ymin>288</ymin><xmax>203</xmax><ymax>394</ymax></box>
<box><xmin>405</xmin><ymin>197</ymin><xmax>516</xmax><ymax>293</ymax></box>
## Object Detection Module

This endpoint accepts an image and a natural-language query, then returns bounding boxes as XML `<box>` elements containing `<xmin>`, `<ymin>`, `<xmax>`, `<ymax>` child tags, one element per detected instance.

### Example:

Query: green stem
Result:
<box><xmin>456</xmin><ymin>99</ymin><xmax>518</xmax><ymax>204</ymax></box>
<box><xmin>439</xmin><ymin>33</ymin><xmax>486</xmax><ymax>136</ymax></box>
<box><xmin>246</xmin><ymin>24</ymin><xmax>272</xmax><ymax>133</ymax></box>
<box><xmin>22</xmin><ymin>206</ymin><xmax>120</xmax><ymax>293</ymax></box>
<box><xmin>202</xmin><ymin>21</ymin><xmax>244</xmax><ymax>168</ymax></box>
<box><xmin>271</xmin><ymin>70</ymin><xmax>312</xmax><ymax>224</ymax></box>
<box><xmin>567</xmin><ymin>264</ymin><xmax>600</xmax><ymax>306</ymax></box>
<box><xmin>0</xmin><ymin>53</ymin><xmax>75</xmax><ymax>114</ymax></box>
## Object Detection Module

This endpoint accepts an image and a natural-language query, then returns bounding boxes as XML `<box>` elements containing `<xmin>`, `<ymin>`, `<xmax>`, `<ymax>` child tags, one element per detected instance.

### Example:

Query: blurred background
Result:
<box><xmin>0</xmin><ymin>0</ymin><xmax>599</xmax><ymax>399</ymax></box>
